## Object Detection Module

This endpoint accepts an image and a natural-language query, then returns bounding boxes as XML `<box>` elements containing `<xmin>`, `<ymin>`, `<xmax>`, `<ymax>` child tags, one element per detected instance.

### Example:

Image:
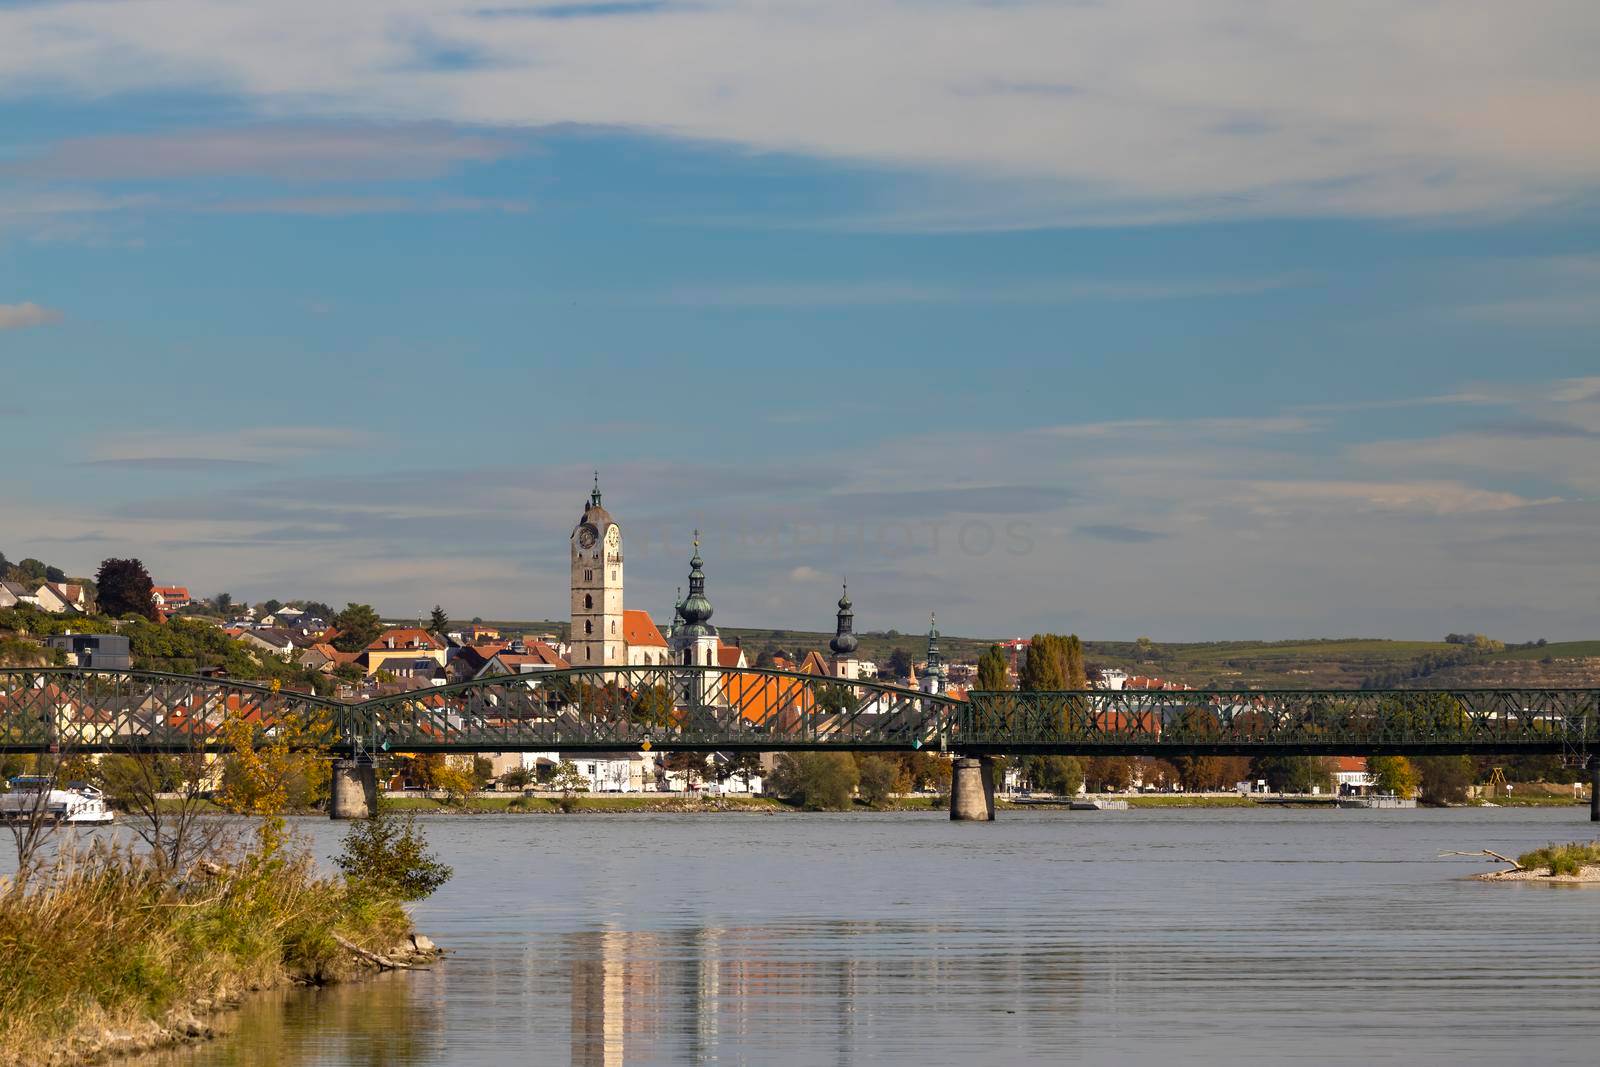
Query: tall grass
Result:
<box><xmin>0</xmin><ymin>839</ymin><xmax>410</xmax><ymax>1066</ymax></box>
<box><xmin>1516</xmin><ymin>841</ymin><xmax>1600</xmax><ymax>876</ymax></box>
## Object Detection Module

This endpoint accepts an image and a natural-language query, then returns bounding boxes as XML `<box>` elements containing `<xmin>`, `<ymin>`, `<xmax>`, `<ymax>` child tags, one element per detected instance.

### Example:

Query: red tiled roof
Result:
<box><xmin>1333</xmin><ymin>756</ymin><xmax>1368</xmax><ymax>773</ymax></box>
<box><xmin>622</xmin><ymin>610</ymin><xmax>666</xmax><ymax>648</ymax></box>
<box><xmin>367</xmin><ymin>628</ymin><xmax>445</xmax><ymax>652</ymax></box>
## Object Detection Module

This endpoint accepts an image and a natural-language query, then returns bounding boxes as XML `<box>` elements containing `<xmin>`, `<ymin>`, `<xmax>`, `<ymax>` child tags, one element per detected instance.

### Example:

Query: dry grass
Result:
<box><xmin>0</xmin><ymin>839</ymin><xmax>411</xmax><ymax>1066</ymax></box>
<box><xmin>1517</xmin><ymin>841</ymin><xmax>1600</xmax><ymax>877</ymax></box>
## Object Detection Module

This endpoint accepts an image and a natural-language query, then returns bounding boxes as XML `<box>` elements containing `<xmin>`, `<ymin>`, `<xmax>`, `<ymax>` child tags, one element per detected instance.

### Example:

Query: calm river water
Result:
<box><xmin>105</xmin><ymin>807</ymin><xmax>1600</xmax><ymax>1065</ymax></box>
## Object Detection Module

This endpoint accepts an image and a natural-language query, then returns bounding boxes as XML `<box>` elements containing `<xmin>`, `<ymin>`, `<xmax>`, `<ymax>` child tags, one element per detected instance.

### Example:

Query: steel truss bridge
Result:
<box><xmin>1</xmin><ymin>666</ymin><xmax>1596</xmax><ymax>762</ymax></box>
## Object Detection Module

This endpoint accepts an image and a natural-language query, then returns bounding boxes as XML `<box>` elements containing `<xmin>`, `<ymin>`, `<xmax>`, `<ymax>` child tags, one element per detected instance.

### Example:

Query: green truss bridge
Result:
<box><xmin>4</xmin><ymin>666</ymin><xmax>1597</xmax><ymax>820</ymax></box>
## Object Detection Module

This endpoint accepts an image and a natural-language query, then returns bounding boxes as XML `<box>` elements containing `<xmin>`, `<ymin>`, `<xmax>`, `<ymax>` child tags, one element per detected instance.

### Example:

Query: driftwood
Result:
<box><xmin>333</xmin><ymin>934</ymin><xmax>411</xmax><ymax>971</ymax></box>
<box><xmin>1440</xmin><ymin>849</ymin><xmax>1524</xmax><ymax>871</ymax></box>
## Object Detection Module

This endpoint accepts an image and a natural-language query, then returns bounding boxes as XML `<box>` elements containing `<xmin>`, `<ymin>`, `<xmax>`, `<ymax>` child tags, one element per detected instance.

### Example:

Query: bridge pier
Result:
<box><xmin>330</xmin><ymin>758</ymin><xmax>378</xmax><ymax>820</ymax></box>
<box><xmin>1589</xmin><ymin>757</ymin><xmax>1599</xmax><ymax>823</ymax></box>
<box><xmin>950</xmin><ymin>757</ymin><xmax>996</xmax><ymax>821</ymax></box>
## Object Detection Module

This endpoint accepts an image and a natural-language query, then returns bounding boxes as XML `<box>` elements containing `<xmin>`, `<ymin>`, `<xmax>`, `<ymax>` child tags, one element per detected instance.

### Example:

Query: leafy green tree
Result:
<box><xmin>1024</xmin><ymin>755</ymin><xmax>1084</xmax><ymax>796</ymax></box>
<box><xmin>887</xmin><ymin>647</ymin><xmax>913</xmax><ymax>678</ymax></box>
<box><xmin>1417</xmin><ymin>755</ymin><xmax>1473</xmax><ymax>805</ymax></box>
<box><xmin>855</xmin><ymin>755</ymin><xmax>899</xmax><ymax>808</ymax></box>
<box><xmin>212</xmin><ymin>592</ymin><xmax>233</xmax><ymax>615</ymax></box>
<box><xmin>1251</xmin><ymin>755</ymin><xmax>1333</xmax><ymax>794</ymax></box>
<box><xmin>769</xmin><ymin>752</ymin><xmax>859</xmax><ymax>810</ymax></box>
<box><xmin>335</xmin><ymin>807</ymin><xmax>452</xmax><ymax>901</ymax></box>
<box><xmin>1368</xmin><ymin>756</ymin><xmax>1420</xmax><ymax>797</ymax></box>
<box><xmin>16</xmin><ymin>558</ymin><xmax>47</xmax><ymax>583</ymax></box>
<box><xmin>332</xmin><ymin>603</ymin><xmax>383</xmax><ymax>652</ymax></box>
<box><xmin>977</xmin><ymin>644</ymin><xmax>1009</xmax><ymax>691</ymax></box>
<box><xmin>551</xmin><ymin>759</ymin><xmax>590</xmax><ymax>812</ymax></box>
<box><xmin>261</xmin><ymin>598</ymin><xmax>284</xmax><ymax>616</ymax></box>
<box><xmin>429</xmin><ymin>604</ymin><xmax>450</xmax><ymax>635</ymax></box>
<box><xmin>664</xmin><ymin>751</ymin><xmax>707</xmax><ymax>790</ymax></box>
<box><xmin>44</xmin><ymin>565</ymin><xmax>65</xmax><ymax>583</ymax></box>
<box><xmin>94</xmin><ymin>558</ymin><xmax>157</xmax><ymax>620</ymax></box>
<box><xmin>1020</xmin><ymin>635</ymin><xmax>1066</xmax><ymax>691</ymax></box>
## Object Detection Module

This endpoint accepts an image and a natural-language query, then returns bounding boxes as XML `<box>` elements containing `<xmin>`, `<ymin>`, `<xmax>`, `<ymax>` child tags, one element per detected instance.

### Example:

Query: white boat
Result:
<box><xmin>0</xmin><ymin>776</ymin><xmax>116</xmax><ymax>824</ymax></box>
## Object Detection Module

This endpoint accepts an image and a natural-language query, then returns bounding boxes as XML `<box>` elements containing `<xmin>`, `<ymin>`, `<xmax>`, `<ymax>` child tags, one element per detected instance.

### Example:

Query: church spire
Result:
<box><xmin>922</xmin><ymin>611</ymin><xmax>944</xmax><ymax>695</ymax></box>
<box><xmin>829</xmin><ymin>580</ymin><xmax>858</xmax><ymax>656</ymax></box>
<box><xmin>589</xmin><ymin>470</ymin><xmax>602</xmax><ymax>508</ymax></box>
<box><xmin>678</xmin><ymin>530</ymin><xmax>715</xmax><ymax>636</ymax></box>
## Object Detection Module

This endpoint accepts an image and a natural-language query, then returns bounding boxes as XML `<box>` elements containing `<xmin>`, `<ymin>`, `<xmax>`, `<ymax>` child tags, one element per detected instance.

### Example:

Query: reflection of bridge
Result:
<box><xmin>4</xmin><ymin>666</ymin><xmax>1597</xmax><ymax>821</ymax></box>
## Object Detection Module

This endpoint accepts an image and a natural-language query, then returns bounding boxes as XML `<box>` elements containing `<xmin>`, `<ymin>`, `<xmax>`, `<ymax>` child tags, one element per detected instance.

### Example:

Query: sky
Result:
<box><xmin>2</xmin><ymin>0</ymin><xmax>1598</xmax><ymax>642</ymax></box>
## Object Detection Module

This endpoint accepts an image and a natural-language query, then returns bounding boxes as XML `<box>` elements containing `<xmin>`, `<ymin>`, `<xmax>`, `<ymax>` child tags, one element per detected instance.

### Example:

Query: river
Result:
<box><xmin>82</xmin><ymin>807</ymin><xmax>1600</xmax><ymax>1064</ymax></box>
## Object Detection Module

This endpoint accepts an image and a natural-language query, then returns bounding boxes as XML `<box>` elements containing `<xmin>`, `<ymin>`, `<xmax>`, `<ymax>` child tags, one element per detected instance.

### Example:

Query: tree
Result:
<box><xmin>1083</xmin><ymin>756</ymin><xmax>1135</xmax><ymax>792</ymax></box>
<box><xmin>769</xmin><ymin>752</ymin><xmax>859</xmax><ymax>810</ymax></box>
<box><xmin>94</xmin><ymin>557</ymin><xmax>157</xmax><ymax>620</ymax></box>
<box><xmin>663</xmin><ymin>751</ymin><xmax>707</xmax><ymax>790</ymax></box>
<box><xmin>1134</xmin><ymin>636</ymin><xmax>1156</xmax><ymax>660</ymax></box>
<box><xmin>1251</xmin><ymin>755</ymin><xmax>1333</xmax><ymax>794</ymax></box>
<box><xmin>551</xmin><ymin>759</ymin><xmax>590</xmax><ymax>812</ymax></box>
<box><xmin>15</xmin><ymin>558</ymin><xmax>47</xmax><ymax>582</ymax></box>
<box><xmin>98</xmin><ymin>751</ymin><xmax>229</xmax><ymax>871</ymax></box>
<box><xmin>1368</xmin><ymin>756</ymin><xmax>1420</xmax><ymax>798</ymax></box>
<box><xmin>429</xmin><ymin>604</ymin><xmax>450</xmax><ymax>635</ymax></box>
<box><xmin>331</xmin><ymin>603</ymin><xmax>383</xmax><ymax>652</ymax></box>
<box><xmin>976</xmin><ymin>644</ymin><xmax>1009</xmax><ymax>691</ymax></box>
<box><xmin>887</xmin><ymin>648</ymin><xmax>913</xmax><ymax>679</ymax></box>
<box><xmin>336</xmin><ymin>808</ymin><xmax>452</xmax><ymax>902</ymax></box>
<box><xmin>630</xmin><ymin>684</ymin><xmax>677</xmax><ymax>731</ymax></box>
<box><xmin>1024</xmin><ymin>755</ymin><xmax>1084</xmax><ymax>796</ymax></box>
<box><xmin>1417</xmin><ymin>755</ymin><xmax>1473</xmax><ymax>806</ymax></box>
<box><xmin>856</xmin><ymin>755</ymin><xmax>899</xmax><ymax>808</ymax></box>
<box><xmin>212</xmin><ymin>592</ymin><xmax>233</xmax><ymax>615</ymax></box>
<box><xmin>44</xmin><ymin>565</ymin><xmax>66</xmax><ymax>583</ymax></box>
<box><xmin>1019</xmin><ymin>635</ymin><xmax>1066</xmax><ymax>691</ymax></box>
<box><xmin>261</xmin><ymin>598</ymin><xmax>284</xmax><ymax>616</ymax></box>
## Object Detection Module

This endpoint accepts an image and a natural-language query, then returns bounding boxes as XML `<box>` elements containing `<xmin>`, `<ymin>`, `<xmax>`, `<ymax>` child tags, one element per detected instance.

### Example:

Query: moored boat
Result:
<box><xmin>0</xmin><ymin>776</ymin><xmax>116</xmax><ymax>824</ymax></box>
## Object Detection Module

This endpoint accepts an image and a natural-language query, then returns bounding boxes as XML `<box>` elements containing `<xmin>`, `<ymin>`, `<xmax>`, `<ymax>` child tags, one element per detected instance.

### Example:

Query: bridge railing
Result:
<box><xmin>4</xmin><ymin>667</ymin><xmax>1596</xmax><ymax>757</ymax></box>
<box><xmin>955</xmin><ymin>688</ymin><xmax>1600</xmax><ymax>755</ymax></box>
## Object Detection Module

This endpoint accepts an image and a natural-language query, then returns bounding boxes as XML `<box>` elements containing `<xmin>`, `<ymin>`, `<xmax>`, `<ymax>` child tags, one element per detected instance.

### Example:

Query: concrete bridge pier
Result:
<box><xmin>330</xmin><ymin>757</ymin><xmax>378</xmax><ymax>820</ymax></box>
<box><xmin>950</xmin><ymin>757</ymin><xmax>996</xmax><ymax>821</ymax></box>
<box><xmin>1589</xmin><ymin>756</ymin><xmax>1599</xmax><ymax>823</ymax></box>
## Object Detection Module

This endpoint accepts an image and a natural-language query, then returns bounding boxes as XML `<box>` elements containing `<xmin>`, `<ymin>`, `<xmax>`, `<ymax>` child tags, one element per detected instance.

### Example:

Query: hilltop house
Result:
<box><xmin>365</xmin><ymin>628</ymin><xmax>448</xmax><ymax>677</ymax></box>
<box><xmin>32</xmin><ymin>582</ymin><xmax>89</xmax><ymax>614</ymax></box>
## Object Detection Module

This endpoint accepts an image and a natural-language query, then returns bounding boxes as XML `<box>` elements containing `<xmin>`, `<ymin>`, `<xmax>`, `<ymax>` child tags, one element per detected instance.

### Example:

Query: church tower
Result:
<box><xmin>671</xmin><ymin>532</ymin><xmax>719</xmax><ymax>668</ymax></box>
<box><xmin>570</xmin><ymin>474</ymin><xmax>624</xmax><ymax>667</ymax></box>
<box><xmin>828</xmin><ymin>581</ymin><xmax>860</xmax><ymax>680</ymax></box>
<box><xmin>920</xmin><ymin>611</ymin><xmax>945</xmax><ymax>696</ymax></box>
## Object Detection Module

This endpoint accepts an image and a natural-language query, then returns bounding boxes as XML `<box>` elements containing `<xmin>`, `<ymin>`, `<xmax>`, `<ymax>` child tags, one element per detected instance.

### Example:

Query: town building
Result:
<box><xmin>365</xmin><ymin>628</ymin><xmax>449</xmax><ymax>676</ymax></box>
<box><xmin>919</xmin><ymin>612</ymin><xmax>946</xmax><ymax>697</ymax></box>
<box><xmin>32</xmin><ymin>582</ymin><xmax>88</xmax><ymax>614</ymax></box>
<box><xmin>151</xmin><ymin>586</ymin><xmax>192</xmax><ymax>612</ymax></box>
<box><xmin>45</xmin><ymin>633</ymin><xmax>131</xmax><ymax>670</ymax></box>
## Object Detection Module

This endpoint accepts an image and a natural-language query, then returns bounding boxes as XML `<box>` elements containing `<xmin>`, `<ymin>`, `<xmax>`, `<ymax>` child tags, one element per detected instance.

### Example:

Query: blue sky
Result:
<box><xmin>2</xmin><ymin>1</ymin><xmax>1598</xmax><ymax>640</ymax></box>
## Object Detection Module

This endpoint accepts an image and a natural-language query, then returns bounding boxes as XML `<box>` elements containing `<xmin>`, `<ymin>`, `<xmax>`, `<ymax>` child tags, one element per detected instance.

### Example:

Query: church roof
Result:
<box><xmin>716</xmin><ymin>641</ymin><xmax>745</xmax><ymax>668</ymax></box>
<box><xmin>796</xmin><ymin>649</ymin><xmax>831</xmax><ymax>675</ymax></box>
<box><xmin>623</xmin><ymin>610</ymin><xmax>666</xmax><ymax>647</ymax></box>
<box><xmin>577</xmin><ymin>473</ymin><xmax>615</xmax><ymax>531</ymax></box>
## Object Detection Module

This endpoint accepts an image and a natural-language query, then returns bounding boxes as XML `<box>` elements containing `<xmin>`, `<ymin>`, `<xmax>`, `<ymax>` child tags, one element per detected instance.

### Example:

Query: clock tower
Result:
<box><xmin>570</xmin><ymin>474</ymin><xmax>624</xmax><ymax>667</ymax></box>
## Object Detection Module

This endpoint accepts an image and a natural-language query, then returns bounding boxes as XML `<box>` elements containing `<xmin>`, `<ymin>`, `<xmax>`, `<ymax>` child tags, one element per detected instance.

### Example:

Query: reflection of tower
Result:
<box><xmin>920</xmin><ymin>611</ymin><xmax>945</xmax><ymax>697</ymax></box>
<box><xmin>569</xmin><ymin>929</ymin><xmax>637</xmax><ymax>1067</ymax></box>
<box><xmin>828</xmin><ymin>581</ymin><xmax>860</xmax><ymax>680</ymax></box>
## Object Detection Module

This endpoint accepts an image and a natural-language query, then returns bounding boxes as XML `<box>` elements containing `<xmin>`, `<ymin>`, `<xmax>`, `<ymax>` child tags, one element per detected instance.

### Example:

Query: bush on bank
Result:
<box><xmin>0</xmin><ymin>809</ymin><xmax>450</xmax><ymax>1067</ymax></box>
<box><xmin>1517</xmin><ymin>841</ymin><xmax>1600</xmax><ymax>877</ymax></box>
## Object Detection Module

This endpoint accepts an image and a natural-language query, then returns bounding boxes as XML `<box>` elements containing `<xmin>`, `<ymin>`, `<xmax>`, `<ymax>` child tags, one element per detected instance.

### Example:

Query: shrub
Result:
<box><xmin>1417</xmin><ymin>755</ymin><xmax>1474</xmax><ymax>806</ymax></box>
<box><xmin>334</xmin><ymin>809</ymin><xmax>452</xmax><ymax>902</ymax></box>
<box><xmin>1516</xmin><ymin>841</ymin><xmax>1600</xmax><ymax>876</ymax></box>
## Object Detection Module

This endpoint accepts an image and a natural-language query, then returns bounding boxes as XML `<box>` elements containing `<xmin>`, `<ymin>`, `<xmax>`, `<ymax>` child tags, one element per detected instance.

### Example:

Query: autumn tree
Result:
<box><xmin>1416</xmin><ymin>755</ymin><xmax>1473</xmax><ymax>806</ymax></box>
<box><xmin>630</xmin><ymin>684</ymin><xmax>678</xmax><ymax>731</ymax></box>
<box><xmin>1368</xmin><ymin>755</ymin><xmax>1420</xmax><ymax>798</ymax></box>
<box><xmin>855</xmin><ymin>754</ymin><xmax>899</xmax><ymax>808</ymax></box>
<box><xmin>95</xmin><ymin>557</ymin><xmax>157</xmax><ymax>620</ymax></box>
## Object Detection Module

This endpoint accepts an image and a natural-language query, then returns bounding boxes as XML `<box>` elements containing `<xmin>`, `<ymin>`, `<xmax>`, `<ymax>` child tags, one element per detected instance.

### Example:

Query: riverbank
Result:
<box><xmin>0</xmin><ymin>845</ymin><xmax>434</xmax><ymax>1067</ymax></box>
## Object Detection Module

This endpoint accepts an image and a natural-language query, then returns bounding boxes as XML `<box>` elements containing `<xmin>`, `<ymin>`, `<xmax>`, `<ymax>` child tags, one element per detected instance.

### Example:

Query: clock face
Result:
<box><xmin>605</xmin><ymin>526</ymin><xmax>620</xmax><ymax>547</ymax></box>
<box><xmin>577</xmin><ymin>524</ymin><xmax>598</xmax><ymax>549</ymax></box>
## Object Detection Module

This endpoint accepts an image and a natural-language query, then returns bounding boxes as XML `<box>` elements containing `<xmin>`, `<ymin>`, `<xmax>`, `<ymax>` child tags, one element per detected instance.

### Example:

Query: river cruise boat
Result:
<box><xmin>0</xmin><ymin>777</ymin><xmax>116</xmax><ymax>824</ymax></box>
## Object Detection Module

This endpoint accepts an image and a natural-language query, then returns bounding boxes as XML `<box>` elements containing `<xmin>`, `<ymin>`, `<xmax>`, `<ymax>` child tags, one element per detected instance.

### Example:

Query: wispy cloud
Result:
<box><xmin>0</xmin><ymin>302</ymin><xmax>61</xmax><ymax>329</ymax></box>
<box><xmin>5</xmin><ymin>125</ymin><xmax>518</xmax><ymax>183</ymax></box>
<box><xmin>1075</xmin><ymin>523</ymin><xmax>1167</xmax><ymax>543</ymax></box>
<box><xmin>1</xmin><ymin>2</ymin><xmax>1597</xmax><ymax>225</ymax></box>
<box><xmin>652</xmin><ymin>275</ymin><xmax>1295</xmax><ymax>307</ymax></box>
<box><xmin>1037</xmin><ymin>414</ymin><xmax>1322</xmax><ymax>439</ymax></box>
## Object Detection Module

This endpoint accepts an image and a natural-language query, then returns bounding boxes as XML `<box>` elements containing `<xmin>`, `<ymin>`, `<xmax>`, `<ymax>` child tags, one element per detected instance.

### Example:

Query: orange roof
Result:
<box><xmin>152</xmin><ymin>585</ymin><xmax>190</xmax><ymax>598</ymax></box>
<box><xmin>795</xmin><ymin>650</ymin><xmax>830</xmax><ymax>675</ymax></box>
<box><xmin>491</xmin><ymin>641</ymin><xmax>569</xmax><ymax>671</ymax></box>
<box><xmin>1333</xmin><ymin>756</ymin><xmax>1368</xmax><ymax>773</ymax></box>
<box><xmin>622</xmin><ymin>610</ymin><xmax>666</xmax><ymax>648</ymax></box>
<box><xmin>716</xmin><ymin>642</ymin><xmax>744</xmax><ymax>668</ymax></box>
<box><xmin>366</xmin><ymin>628</ymin><xmax>445</xmax><ymax>652</ymax></box>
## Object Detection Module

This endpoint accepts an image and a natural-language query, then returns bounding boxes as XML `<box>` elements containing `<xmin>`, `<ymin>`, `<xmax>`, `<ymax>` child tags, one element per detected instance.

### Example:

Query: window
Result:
<box><xmin>584</xmin><ymin>594</ymin><xmax>593</xmax><ymax>610</ymax></box>
<box><xmin>705</xmin><ymin>648</ymin><xmax>713</xmax><ymax>665</ymax></box>
<box><xmin>611</xmin><ymin>570</ymin><xmax>616</xmax><ymax>580</ymax></box>
<box><xmin>584</xmin><ymin>569</ymin><xmax>593</xmax><ymax>582</ymax></box>
<box><xmin>584</xmin><ymin>620</ymin><xmax>593</xmax><ymax>636</ymax></box>
<box><xmin>610</xmin><ymin>620</ymin><xmax>616</xmax><ymax>634</ymax></box>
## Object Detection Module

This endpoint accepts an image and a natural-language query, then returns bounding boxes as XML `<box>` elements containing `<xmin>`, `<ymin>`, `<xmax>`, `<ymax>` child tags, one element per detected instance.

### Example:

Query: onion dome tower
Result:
<box><xmin>672</xmin><ymin>532</ymin><xmax>719</xmax><ymax>668</ymax></box>
<box><xmin>920</xmin><ymin>611</ymin><xmax>945</xmax><ymax>696</ymax></box>
<box><xmin>828</xmin><ymin>581</ymin><xmax>861</xmax><ymax>679</ymax></box>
